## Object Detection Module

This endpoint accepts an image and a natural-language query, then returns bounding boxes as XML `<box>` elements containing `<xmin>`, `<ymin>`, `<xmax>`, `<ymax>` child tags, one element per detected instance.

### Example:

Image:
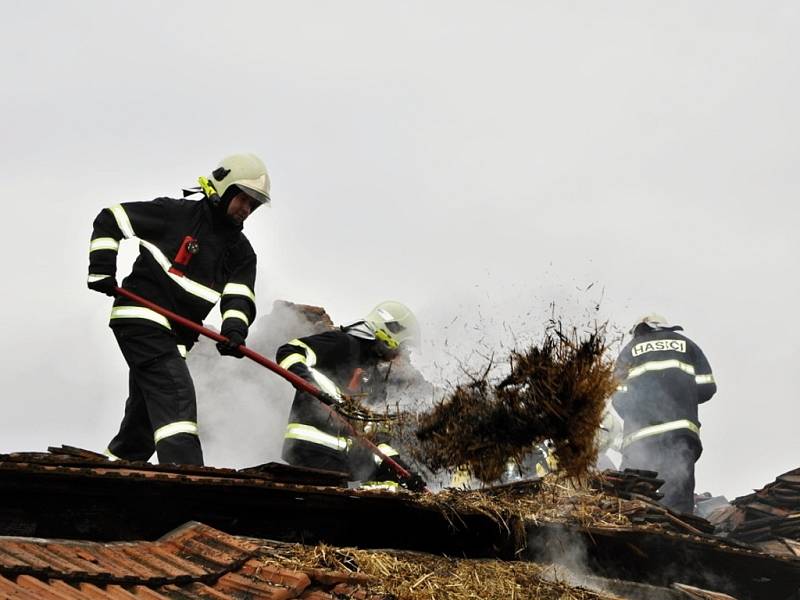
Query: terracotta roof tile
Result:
<box><xmin>0</xmin><ymin>522</ymin><xmax>256</xmax><ymax>590</ymax></box>
<box><xmin>48</xmin><ymin>580</ymin><xmax>99</xmax><ymax>600</ymax></box>
<box><xmin>175</xmin><ymin>582</ymin><xmax>231</xmax><ymax>600</ymax></box>
<box><xmin>16</xmin><ymin>574</ymin><xmax>72</xmax><ymax>600</ymax></box>
<box><xmin>0</xmin><ymin>523</ymin><xmax>389</xmax><ymax>599</ymax></box>
<box><xmin>128</xmin><ymin>585</ymin><xmax>168</xmax><ymax>599</ymax></box>
<box><xmin>214</xmin><ymin>571</ymin><xmax>301</xmax><ymax>599</ymax></box>
<box><xmin>297</xmin><ymin>592</ymin><xmax>333</xmax><ymax>600</ymax></box>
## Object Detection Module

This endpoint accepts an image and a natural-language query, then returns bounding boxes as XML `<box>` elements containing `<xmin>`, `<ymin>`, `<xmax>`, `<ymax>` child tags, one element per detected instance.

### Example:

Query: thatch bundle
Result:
<box><xmin>414</xmin><ymin>325</ymin><xmax>616</xmax><ymax>482</ymax></box>
<box><xmin>260</xmin><ymin>542</ymin><xmax>622</xmax><ymax>599</ymax></box>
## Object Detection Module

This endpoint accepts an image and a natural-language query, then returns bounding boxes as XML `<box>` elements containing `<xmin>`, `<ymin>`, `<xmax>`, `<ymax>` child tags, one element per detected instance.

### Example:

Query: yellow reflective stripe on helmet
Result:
<box><xmin>138</xmin><ymin>239</ymin><xmax>221</xmax><ymax>304</ymax></box>
<box><xmin>695</xmin><ymin>373</ymin><xmax>715</xmax><ymax>385</ymax></box>
<box><xmin>626</xmin><ymin>359</ymin><xmax>696</xmax><ymax>380</ymax></box>
<box><xmin>177</xmin><ymin>345</ymin><xmax>187</xmax><ymax>359</ymax></box>
<box><xmin>104</xmin><ymin>448</ymin><xmax>121</xmax><ymax>461</ymax></box>
<box><xmin>222</xmin><ymin>283</ymin><xmax>256</xmax><ymax>303</ymax></box>
<box><xmin>109</xmin><ymin>204</ymin><xmax>135</xmax><ymax>239</ymax></box>
<box><xmin>87</xmin><ymin>274</ymin><xmax>111</xmax><ymax>283</ymax></box>
<box><xmin>623</xmin><ymin>419</ymin><xmax>700</xmax><ymax>448</ymax></box>
<box><xmin>90</xmin><ymin>237</ymin><xmax>120</xmax><ymax>252</ymax></box>
<box><xmin>285</xmin><ymin>423</ymin><xmax>350</xmax><ymax>451</ymax></box>
<box><xmin>110</xmin><ymin>305</ymin><xmax>171</xmax><ymax>330</ymax></box>
<box><xmin>154</xmin><ymin>421</ymin><xmax>199</xmax><ymax>443</ymax></box>
<box><xmin>373</xmin><ymin>443</ymin><xmax>400</xmax><ymax>464</ymax></box>
<box><xmin>222</xmin><ymin>309</ymin><xmax>250</xmax><ymax>326</ymax></box>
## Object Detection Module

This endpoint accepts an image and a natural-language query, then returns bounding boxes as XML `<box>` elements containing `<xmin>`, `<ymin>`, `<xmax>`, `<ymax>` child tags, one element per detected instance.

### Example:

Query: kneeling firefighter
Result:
<box><xmin>277</xmin><ymin>301</ymin><xmax>425</xmax><ymax>490</ymax></box>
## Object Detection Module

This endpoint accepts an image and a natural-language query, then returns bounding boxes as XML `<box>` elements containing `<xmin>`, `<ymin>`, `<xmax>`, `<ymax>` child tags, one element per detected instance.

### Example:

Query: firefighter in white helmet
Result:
<box><xmin>87</xmin><ymin>153</ymin><xmax>271</xmax><ymax>466</ymax></box>
<box><xmin>277</xmin><ymin>301</ymin><xmax>425</xmax><ymax>490</ymax></box>
<box><xmin>612</xmin><ymin>314</ymin><xmax>716</xmax><ymax>513</ymax></box>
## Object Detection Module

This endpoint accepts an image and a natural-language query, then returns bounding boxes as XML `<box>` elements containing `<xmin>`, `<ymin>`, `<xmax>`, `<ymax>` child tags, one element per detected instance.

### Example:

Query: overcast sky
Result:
<box><xmin>1</xmin><ymin>1</ymin><xmax>797</xmax><ymax>499</ymax></box>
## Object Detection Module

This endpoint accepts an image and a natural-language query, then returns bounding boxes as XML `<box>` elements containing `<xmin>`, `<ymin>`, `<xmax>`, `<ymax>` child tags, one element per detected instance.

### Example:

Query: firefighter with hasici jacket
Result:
<box><xmin>612</xmin><ymin>314</ymin><xmax>716</xmax><ymax>514</ymax></box>
<box><xmin>277</xmin><ymin>301</ymin><xmax>425</xmax><ymax>491</ymax></box>
<box><xmin>87</xmin><ymin>154</ymin><xmax>270</xmax><ymax>465</ymax></box>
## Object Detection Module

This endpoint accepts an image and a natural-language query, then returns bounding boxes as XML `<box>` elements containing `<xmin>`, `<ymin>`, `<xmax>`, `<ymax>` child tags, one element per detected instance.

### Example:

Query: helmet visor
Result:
<box><xmin>236</xmin><ymin>184</ymin><xmax>270</xmax><ymax>206</ymax></box>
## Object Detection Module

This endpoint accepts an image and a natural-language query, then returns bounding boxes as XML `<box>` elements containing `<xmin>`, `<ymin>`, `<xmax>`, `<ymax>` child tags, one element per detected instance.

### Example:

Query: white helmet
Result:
<box><xmin>365</xmin><ymin>301</ymin><xmax>420</xmax><ymax>351</ymax></box>
<box><xmin>629</xmin><ymin>313</ymin><xmax>670</xmax><ymax>334</ymax></box>
<box><xmin>209</xmin><ymin>153</ymin><xmax>271</xmax><ymax>206</ymax></box>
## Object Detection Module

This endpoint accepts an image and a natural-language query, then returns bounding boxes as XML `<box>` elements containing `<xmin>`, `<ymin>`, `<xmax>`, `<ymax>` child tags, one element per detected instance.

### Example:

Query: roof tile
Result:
<box><xmin>214</xmin><ymin>571</ymin><xmax>303</xmax><ymax>599</ymax></box>
<box><xmin>16</xmin><ymin>574</ymin><xmax>73</xmax><ymax>600</ymax></box>
<box><xmin>48</xmin><ymin>580</ymin><xmax>96</xmax><ymax>600</ymax></box>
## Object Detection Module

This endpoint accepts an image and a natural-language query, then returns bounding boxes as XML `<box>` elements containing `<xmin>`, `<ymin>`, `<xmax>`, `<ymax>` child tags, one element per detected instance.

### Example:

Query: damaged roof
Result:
<box><xmin>725</xmin><ymin>467</ymin><xmax>800</xmax><ymax>558</ymax></box>
<box><xmin>0</xmin><ymin>521</ymin><xmax>387</xmax><ymax>599</ymax></box>
<box><xmin>0</xmin><ymin>447</ymin><xmax>798</xmax><ymax>599</ymax></box>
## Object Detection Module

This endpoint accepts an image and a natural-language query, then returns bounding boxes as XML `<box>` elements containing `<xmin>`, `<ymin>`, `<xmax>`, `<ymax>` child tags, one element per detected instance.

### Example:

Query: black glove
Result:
<box><xmin>402</xmin><ymin>472</ymin><xmax>427</xmax><ymax>493</ymax></box>
<box><xmin>87</xmin><ymin>276</ymin><xmax>118</xmax><ymax>297</ymax></box>
<box><xmin>216</xmin><ymin>331</ymin><xmax>246</xmax><ymax>358</ymax></box>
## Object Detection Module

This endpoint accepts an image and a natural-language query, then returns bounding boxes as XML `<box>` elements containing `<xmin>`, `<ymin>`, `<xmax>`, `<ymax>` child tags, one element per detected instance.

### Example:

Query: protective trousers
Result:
<box><xmin>622</xmin><ymin>431</ymin><xmax>700</xmax><ymax>515</ymax></box>
<box><xmin>107</xmin><ymin>325</ymin><xmax>203</xmax><ymax>465</ymax></box>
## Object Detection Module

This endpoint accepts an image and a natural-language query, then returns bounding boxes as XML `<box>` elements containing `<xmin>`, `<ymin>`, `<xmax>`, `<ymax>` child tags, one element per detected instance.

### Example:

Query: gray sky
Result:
<box><xmin>1</xmin><ymin>1</ymin><xmax>797</xmax><ymax>499</ymax></box>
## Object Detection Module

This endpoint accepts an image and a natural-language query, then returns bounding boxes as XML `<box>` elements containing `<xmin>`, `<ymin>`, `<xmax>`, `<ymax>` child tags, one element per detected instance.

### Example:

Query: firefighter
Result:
<box><xmin>277</xmin><ymin>301</ymin><xmax>425</xmax><ymax>490</ymax></box>
<box><xmin>87</xmin><ymin>153</ymin><xmax>270</xmax><ymax>465</ymax></box>
<box><xmin>612</xmin><ymin>314</ymin><xmax>716</xmax><ymax>514</ymax></box>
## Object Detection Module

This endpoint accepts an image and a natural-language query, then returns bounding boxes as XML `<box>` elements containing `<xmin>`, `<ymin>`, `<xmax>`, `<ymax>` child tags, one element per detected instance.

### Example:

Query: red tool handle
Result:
<box><xmin>113</xmin><ymin>287</ymin><xmax>416</xmax><ymax>484</ymax></box>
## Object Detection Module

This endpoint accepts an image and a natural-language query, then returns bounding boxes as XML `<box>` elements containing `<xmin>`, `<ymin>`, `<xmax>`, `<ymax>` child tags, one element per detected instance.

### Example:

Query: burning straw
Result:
<box><xmin>415</xmin><ymin>324</ymin><xmax>616</xmax><ymax>482</ymax></box>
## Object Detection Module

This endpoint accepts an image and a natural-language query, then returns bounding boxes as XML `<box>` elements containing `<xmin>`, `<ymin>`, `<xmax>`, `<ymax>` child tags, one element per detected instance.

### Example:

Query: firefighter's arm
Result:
<box><xmin>610</xmin><ymin>349</ymin><xmax>632</xmax><ymax>414</ymax></box>
<box><xmin>218</xmin><ymin>243</ymin><xmax>257</xmax><ymax>346</ymax></box>
<box><xmin>276</xmin><ymin>338</ymin><xmax>318</xmax><ymax>383</ymax></box>
<box><xmin>276</xmin><ymin>333</ymin><xmax>353</xmax><ymax>405</ymax></box>
<box><xmin>277</xmin><ymin>332</ymin><xmax>352</xmax><ymax>379</ymax></box>
<box><xmin>597</xmin><ymin>402</ymin><xmax>624</xmax><ymax>452</ymax></box>
<box><xmin>693</xmin><ymin>345</ymin><xmax>717</xmax><ymax>403</ymax></box>
<box><xmin>87</xmin><ymin>199</ymin><xmax>166</xmax><ymax>295</ymax></box>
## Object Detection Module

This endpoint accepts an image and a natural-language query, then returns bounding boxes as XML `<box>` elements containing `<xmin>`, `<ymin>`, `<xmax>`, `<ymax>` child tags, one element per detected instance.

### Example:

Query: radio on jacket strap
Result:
<box><xmin>169</xmin><ymin>236</ymin><xmax>200</xmax><ymax>277</ymax></box>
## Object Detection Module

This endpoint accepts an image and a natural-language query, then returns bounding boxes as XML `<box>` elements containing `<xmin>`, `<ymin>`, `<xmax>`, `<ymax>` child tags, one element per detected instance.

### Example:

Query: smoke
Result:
<box><xmin>529</xmin><ymin>526</ymin><xmax>618</xmax><ymax>597</ymax></box>
<box><xmin>185</xmin><ymin>283</ymin><xmax>621</xmax><ymax>475</ymax></box>
<box><xmin>188</xmin><ymin>301</ymin><xmax>325</xmax><ymax>468</ymax></box>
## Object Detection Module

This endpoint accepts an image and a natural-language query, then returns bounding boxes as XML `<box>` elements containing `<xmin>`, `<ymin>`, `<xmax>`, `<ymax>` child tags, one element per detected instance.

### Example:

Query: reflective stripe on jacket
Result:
<box><xmin>88</xmin><ymin>197</ymin><xmax>257</xmax><ymax>344</ymax></box>
<box><xmin>622</xmin><ymin>419</ymin><xmax>700</xmax><ymax>448</ymax></box>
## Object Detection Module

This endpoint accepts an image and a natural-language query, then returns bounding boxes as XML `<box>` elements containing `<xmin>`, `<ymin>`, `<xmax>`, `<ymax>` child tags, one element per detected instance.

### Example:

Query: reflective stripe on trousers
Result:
<box><xmin>285</xmin><ymin>423</ymin><xmax>350</xmax><ymax>451</ymax></box>
<box><xmin>622</xmin><ymin>419</ymin><xmax>700</xmax><ymax>448</ymax></box>
<box><xmin>104</xmin><ymin>448</ymin><xmax>121</xmax><ymax>461</ymax></box>
<box><xmin>154</xmin><ymin>421</ymin><xmax>199</xmax><ymax>443</ymax></box>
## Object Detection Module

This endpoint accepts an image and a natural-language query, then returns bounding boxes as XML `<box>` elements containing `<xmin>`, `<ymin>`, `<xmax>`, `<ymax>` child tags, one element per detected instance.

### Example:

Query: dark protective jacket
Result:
<box><xmin>277</xmin><ymin>330</ymin><xmax>380</xmax><ymax>434</ymax></box>
<box><xmin>277</xmin><ymin>329</ymin><xmax>404</xmax><ymax>477</ymax></box>
<box><xmin>88</xmin><ymin>197</ymin><xmax>257</xmax><ymax>348</ymax></box>
<box><xmin>612</xmin><ymin>326</ymin><xmax>716</xmax><ymax>447</ymax></box>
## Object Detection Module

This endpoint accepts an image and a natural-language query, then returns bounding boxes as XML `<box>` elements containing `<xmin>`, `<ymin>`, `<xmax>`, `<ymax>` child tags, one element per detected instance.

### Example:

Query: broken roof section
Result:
<box><xmin>710</xmin><ymin>466</ymin><xmax>800</xmax><ymax>560</ymax></box>
<box><xmin>1</xmin><ymin>448</ymin><xmax>799</xmax><ymax>599</ymax></box>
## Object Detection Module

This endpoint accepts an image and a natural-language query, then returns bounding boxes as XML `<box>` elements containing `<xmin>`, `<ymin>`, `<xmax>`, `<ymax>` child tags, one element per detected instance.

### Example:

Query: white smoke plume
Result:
<box><xmin>188</xmin><ymin>301</ymin><xmax>329</xmax><ymax>469</ymax></box>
